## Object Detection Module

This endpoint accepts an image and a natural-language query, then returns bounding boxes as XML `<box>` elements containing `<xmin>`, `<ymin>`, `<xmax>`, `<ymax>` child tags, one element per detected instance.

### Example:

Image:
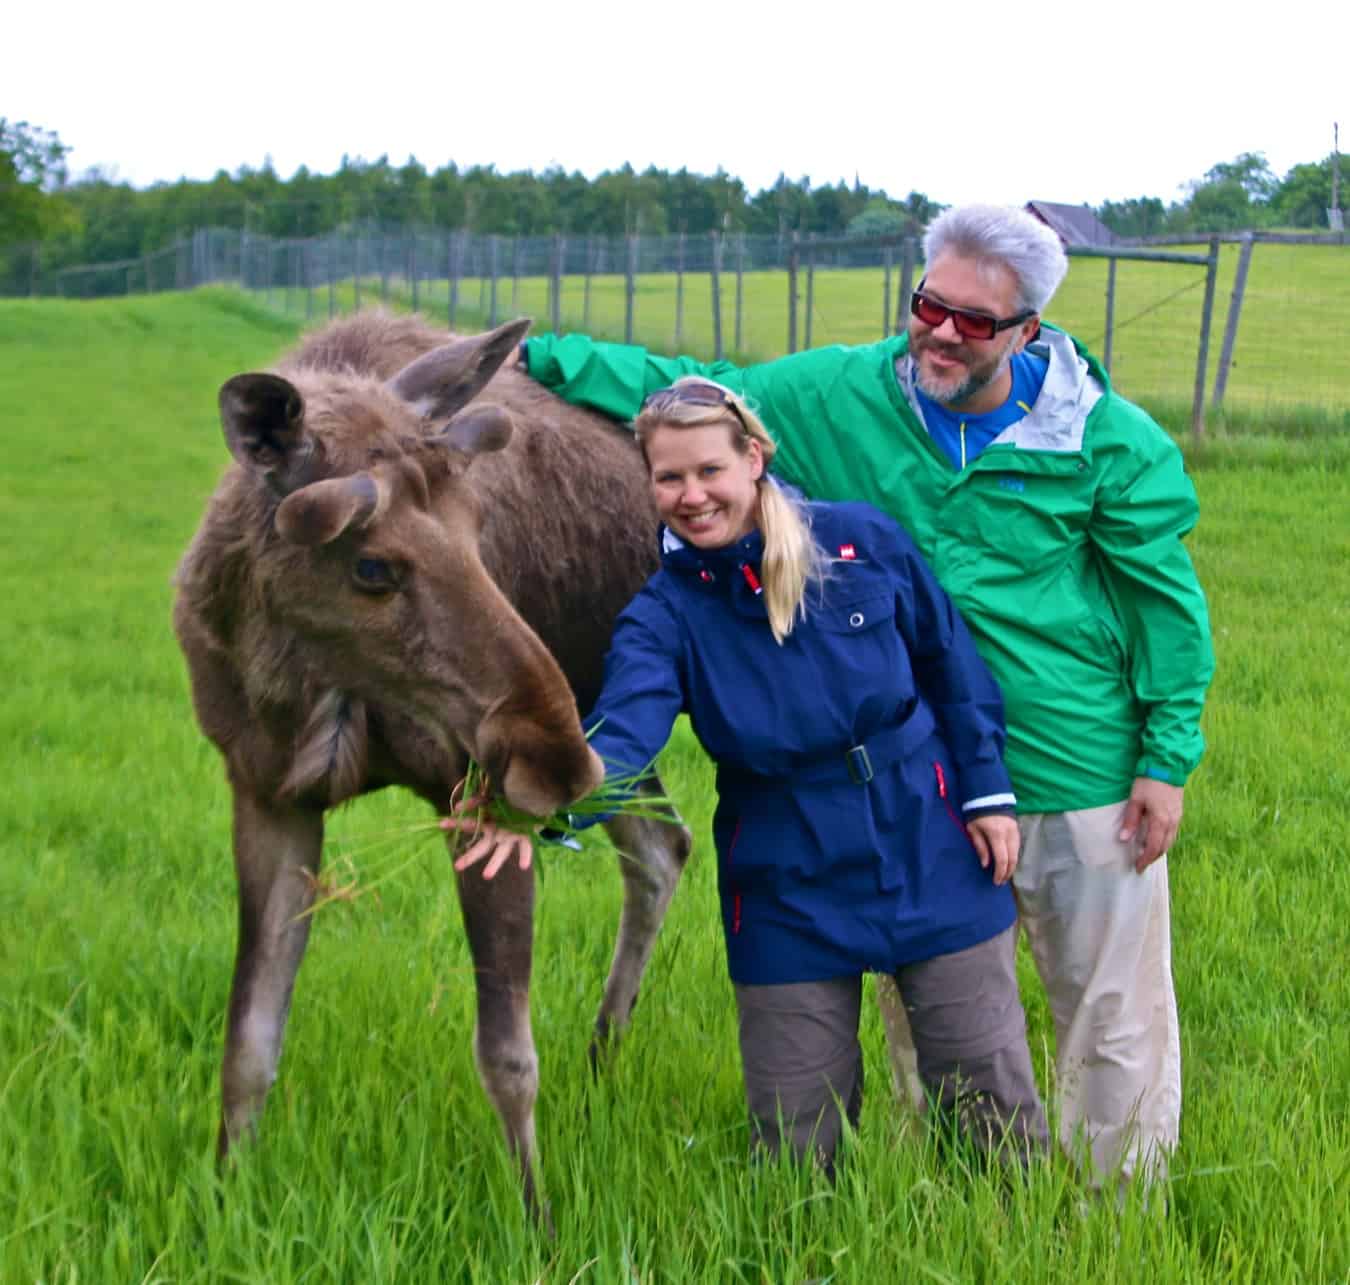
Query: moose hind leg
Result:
<box><xmin>456</xmin><ymin>856</ymin><xmax>546</xmax><ymax>1218</ymax></box>
<box><xmin>219</xmin><ymin>793</ymin><xmax>325</xmax><ymax>1160</ymax></box>
<box><xmin>592</xmin><ymin>778</ymin><xmax>692</xmax><ymax>1064</ymax></box>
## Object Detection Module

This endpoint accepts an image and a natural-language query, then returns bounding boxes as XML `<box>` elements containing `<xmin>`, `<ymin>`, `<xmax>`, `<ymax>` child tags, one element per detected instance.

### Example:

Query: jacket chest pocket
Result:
<box><xmin>809</xmin><ymin>593</ymin><xmax>905</xmax><ymax>696</ymax></box>
<box><xmin>815</xmin><ymin>593</ymin><xmax>893</xmax><ymax>637</ymax></box>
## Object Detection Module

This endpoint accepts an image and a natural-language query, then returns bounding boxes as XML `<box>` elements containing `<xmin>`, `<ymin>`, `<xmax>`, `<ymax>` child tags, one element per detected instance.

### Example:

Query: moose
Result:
<box><xmin>174</xmin><ymin>311</ymin><xmax>692</xmax><ymax>1215</ymax></box>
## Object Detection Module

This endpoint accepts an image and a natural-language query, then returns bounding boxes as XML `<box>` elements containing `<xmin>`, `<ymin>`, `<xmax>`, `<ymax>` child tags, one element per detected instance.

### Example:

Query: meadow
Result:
<box><xmin>1</xmin><ymin>290</ymin><xmax>1348</xmax><ymax>1283</ymax></box>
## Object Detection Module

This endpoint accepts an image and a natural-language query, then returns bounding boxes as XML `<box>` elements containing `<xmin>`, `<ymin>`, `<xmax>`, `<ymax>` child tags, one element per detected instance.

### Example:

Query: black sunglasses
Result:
<box><xmin>910</xmin><ymin>279</ymin><xmax>1036</xmax><ymax>341</ymax></box>
<box><xmin>640</xmin><ymin>381</ymin><xmax>750</xmax><ymax>434</ymax></box>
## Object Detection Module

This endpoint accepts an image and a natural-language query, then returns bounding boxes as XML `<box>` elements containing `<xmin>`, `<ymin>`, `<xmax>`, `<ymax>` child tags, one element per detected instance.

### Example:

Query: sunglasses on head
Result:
<box><xmin>910</xmin><ymin>279</ymin><xmax>1036</xmax><ymax>341</ymax></box>
<box><xmin>641</xmin><ymin>381</ymin><xmax>750</xmax><ymax>433</ymax></box>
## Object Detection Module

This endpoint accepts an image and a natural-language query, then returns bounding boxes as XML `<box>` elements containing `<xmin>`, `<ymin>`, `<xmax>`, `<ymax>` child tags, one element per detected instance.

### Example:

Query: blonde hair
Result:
<box><xmin>633</xmin><ymin>378</ymin><xmax>827</xmax><ymax>644</ymax></box>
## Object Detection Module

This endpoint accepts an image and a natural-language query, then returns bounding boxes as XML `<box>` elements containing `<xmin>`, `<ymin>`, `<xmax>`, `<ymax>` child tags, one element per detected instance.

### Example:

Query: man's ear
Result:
<box><xmin>1015</xmin><ymin>315</ymin><xmax>1042</xmax><ymax>353</ymax></box>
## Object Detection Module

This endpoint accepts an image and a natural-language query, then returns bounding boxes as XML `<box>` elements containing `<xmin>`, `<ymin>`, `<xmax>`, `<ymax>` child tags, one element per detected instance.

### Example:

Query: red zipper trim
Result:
<box><xmin>727</xmin><ymin>818</ymin><xmax>743</xmax><ymax>934</ymax></box>
<box><xmin>934</xmin><ymin>761</ymin><xmax>973</xmax><ymax>844</ymax></box>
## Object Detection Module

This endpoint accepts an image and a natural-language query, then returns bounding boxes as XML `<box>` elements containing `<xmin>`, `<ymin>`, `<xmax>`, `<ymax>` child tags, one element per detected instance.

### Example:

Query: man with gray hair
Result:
<box><xmin>515</xmin><ymin>203</ymin><xmax>1214</xmax><ymax>1196</ymax></box>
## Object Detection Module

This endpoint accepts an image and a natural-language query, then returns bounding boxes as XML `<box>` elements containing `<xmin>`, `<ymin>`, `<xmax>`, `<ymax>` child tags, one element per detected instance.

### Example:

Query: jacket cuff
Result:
<box><xmin>1134</xmin><ymin>759</ymin><xmax>1189</xmax><ymax>787</ymax></box>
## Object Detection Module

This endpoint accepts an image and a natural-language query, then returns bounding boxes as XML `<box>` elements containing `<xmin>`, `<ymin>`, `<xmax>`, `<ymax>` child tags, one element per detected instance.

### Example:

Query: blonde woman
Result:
<box><xmin>453</xmin><ymin>378</ymin><xmax>1047</xmax><ymax>1171</ymax></box>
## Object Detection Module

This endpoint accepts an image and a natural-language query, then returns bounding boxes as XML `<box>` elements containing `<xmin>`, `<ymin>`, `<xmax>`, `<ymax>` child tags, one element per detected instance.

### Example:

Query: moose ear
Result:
<box><xmin>220</xmin><ymin>374</ymin><xmax>311</xmax><ymax>487</ymax></box>
<box><xmin>437</xmin><ymin>404</ymin><xmax>514</xmax><ymax>457</ymax></box>
<box><xmin>387</xmin><ymin>317</ymin><xmax>532</xmax><ymax>421</ymax></box>
<box><xmin>275</xmin><ymin>474</ymin><xmax>382</xmax><ymax>546</ymax></box>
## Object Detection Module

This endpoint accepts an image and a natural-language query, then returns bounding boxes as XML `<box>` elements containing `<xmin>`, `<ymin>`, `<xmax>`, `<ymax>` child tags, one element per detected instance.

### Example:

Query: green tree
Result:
<box><xmin>1271</xmin><ymin>157</ymin><xmax>1338</xmax><ymax>228</ymax></box>
<box><xmin>0</xmin><ymin>119</ymin><xmax>76</xmax><ymax>244</ymax></box>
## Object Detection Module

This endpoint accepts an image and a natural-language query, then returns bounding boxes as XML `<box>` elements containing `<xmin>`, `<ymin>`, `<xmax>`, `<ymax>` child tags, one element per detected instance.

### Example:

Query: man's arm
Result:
<box><xmin>1092</xmin><ymin>412</ymin><xmax>1216</xmax><ymax>871</ymax></box>
<box><xmin>522</xmin><ymin>333</ymin><xmax>751</xmax><ymax>422</ymax></box>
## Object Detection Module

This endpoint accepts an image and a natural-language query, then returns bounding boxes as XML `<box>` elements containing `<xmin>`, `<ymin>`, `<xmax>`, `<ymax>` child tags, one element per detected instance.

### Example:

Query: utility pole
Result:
<box><xmin>1330</xmin><ymin>122</ymin><xmax>1343</xmax><ymax>234</ymax></box>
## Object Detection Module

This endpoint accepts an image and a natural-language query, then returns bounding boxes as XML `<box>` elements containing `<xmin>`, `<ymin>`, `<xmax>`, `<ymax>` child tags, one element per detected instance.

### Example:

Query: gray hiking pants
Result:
<box><xmin>734</xmin><ymin>925</ymin><xmax>1048</xmax><ymax>1169</ymax></box>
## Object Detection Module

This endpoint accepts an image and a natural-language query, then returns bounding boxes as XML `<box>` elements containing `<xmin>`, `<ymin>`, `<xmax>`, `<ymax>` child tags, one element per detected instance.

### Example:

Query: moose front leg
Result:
<box><xmin>592</xmin><ymin>783</ymin><xmax>692</xmax><ymax>1063</ymax></box>
<box><xmin>218</xmin><ymin>790</ymin><xmax>324</xmax><ymax>1160</ymax></box>
<box><xmin>455</xmin><ymin>854</ymin><xmax>546</xmax><ymax>1219</ymax></box>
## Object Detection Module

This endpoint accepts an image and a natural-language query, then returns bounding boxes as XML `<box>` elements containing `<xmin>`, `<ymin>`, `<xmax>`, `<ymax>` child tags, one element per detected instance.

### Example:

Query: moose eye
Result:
<box><xmin>352</xmin><ymin>557</ymin><xmax>402</xmax><ymax>594</ymax></box>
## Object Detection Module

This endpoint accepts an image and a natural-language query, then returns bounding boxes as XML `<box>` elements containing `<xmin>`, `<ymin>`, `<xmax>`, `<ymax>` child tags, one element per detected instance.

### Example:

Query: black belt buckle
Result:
<box><xmin>845</xmin><ymin>744</ymin><xmax>874</xmax><ymax>785</ymax></box>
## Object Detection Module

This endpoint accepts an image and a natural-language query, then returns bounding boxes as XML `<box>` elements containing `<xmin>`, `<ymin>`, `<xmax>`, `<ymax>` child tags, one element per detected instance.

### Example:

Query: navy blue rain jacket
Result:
<box><xmin>586</xmin><ymin>501</ymin><xmax>1017</xmax><ymax>985</ymax></box>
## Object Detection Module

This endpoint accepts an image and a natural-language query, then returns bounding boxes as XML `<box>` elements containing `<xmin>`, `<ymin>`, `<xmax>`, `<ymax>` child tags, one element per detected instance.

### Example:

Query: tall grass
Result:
<box><xmin>1</xmin><ymin>292</ymin><xmax>1347</xmax><ymax>1282</ymax></box>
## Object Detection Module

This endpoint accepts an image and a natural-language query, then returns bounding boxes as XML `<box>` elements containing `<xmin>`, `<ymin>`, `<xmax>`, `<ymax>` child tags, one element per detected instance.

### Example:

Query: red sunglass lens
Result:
<box><xmin>913</xmin><ymin>293</ymin><xmax>997</xmax><ymax>340</ymax></box>
<box><xmin>912</xmin><ymin>294</ymin><xmax>948</xmax><ymax>328</ymax></box>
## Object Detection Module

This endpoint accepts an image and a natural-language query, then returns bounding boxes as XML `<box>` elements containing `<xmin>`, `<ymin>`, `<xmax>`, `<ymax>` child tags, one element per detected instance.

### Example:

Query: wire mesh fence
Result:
<box><xmin>11</xmin><ymin>224</ymin><xmax>1349</xmax><ymax>427</ymax></box>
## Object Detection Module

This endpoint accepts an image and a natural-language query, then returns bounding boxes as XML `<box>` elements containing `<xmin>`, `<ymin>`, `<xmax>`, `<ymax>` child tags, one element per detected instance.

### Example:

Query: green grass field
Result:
<box><xmin>2</xmin><ymin>291</ymin><xmax>1348</xmax><ymax>1282</ymax></box>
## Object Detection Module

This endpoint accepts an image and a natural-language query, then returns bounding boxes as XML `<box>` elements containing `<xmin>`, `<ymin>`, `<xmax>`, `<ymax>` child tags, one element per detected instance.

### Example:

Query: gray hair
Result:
<box><xmin>923</xmin><ymin>204</ymin><xmax>1068</xmax><ymax>314</ymax></box>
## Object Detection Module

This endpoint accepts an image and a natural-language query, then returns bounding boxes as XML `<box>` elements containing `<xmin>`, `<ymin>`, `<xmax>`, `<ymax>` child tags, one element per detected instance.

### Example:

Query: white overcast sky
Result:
<box><xmin>9</xmin><ymin>0</ymin><xmax>1346</xmax><ymax>209</ymax></box>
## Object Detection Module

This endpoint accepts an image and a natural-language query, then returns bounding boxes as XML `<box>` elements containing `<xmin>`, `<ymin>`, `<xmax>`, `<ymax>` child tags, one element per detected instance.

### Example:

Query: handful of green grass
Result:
<box><xmin>452</xmin><ymin>754</ymin><xmax>680</xmax><ymax>848</ymax></box>
<box><xmin>298</xmin><ymin>743</ymin><xmax>679</xmax><ymax>920</ymax></box>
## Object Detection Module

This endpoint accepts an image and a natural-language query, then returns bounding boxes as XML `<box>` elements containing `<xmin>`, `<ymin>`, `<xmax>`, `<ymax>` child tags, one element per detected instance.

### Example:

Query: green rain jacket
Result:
<box><xmin>523</xmin><ymin>325</ymin><xmax>1215</xmax><ymax>814</ymax></box>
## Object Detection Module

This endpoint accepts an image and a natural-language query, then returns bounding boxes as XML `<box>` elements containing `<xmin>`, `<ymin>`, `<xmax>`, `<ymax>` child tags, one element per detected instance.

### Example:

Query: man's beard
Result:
<box><xmin>912</xmin><ymin>334</ymin><xmax>1017</xmax><ymax>409</ymax></box>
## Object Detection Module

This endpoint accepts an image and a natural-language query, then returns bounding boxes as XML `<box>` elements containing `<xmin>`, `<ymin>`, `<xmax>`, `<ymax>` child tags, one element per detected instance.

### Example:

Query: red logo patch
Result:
<box><xmin>839</xmin><ymin>544</ymin><xmax>857</xmax><ymax>560</ymax></box>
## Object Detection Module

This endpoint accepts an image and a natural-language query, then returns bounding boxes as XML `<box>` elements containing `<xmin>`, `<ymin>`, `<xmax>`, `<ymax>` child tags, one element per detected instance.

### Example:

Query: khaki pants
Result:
<box><xmin>735</xmin><ymin>925</ymin><xmax>1048</xmax><ymax>1171</ymax></box>
<box><xmin>878</xmin><ymin>800</ymin><xmax>1180</xmax><ymax>1190</ymax></box>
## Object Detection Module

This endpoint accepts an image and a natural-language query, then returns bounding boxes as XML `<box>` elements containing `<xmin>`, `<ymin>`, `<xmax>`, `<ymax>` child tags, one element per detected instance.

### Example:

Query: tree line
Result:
<box><xmin>1</xmin><ymin>118</ymin><xmax>1343</xmax><ymax>293</ymax></box>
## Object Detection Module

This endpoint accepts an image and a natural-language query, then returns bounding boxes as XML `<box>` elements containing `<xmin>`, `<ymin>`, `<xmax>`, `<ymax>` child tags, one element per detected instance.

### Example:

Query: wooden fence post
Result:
<box><xmin>625</xmin><ymin>234</ymin><xmax>638</xmax><ymax>343</ymax></box>
<box><xmin>583</xmin><ymin>235</ymin><xmax>594</xmax><ymax>330</ymax></box>
<box><xmin>1212</xmin><ymin>232</ymin><xmax>1255</xmax><ymax>410</ymax></box>
<box><xmin>804</xmin><ymin>234</ymin><xmax>816</xmax><ymax>350</ymax></box>
<box><xmin>1190</xmin><ymin>236</ymin><xmax>1221</xmax><ymax>438</ymax></box>
<box><xmin>1103</xmin><ymin>256</ymin><xmax>1117</xmax><ymax>375</ymax></box>
<box><xmin>787</xmin><ymin>232</ymin><xmax>800</xmax><ymax>354</ymax></box>
<box><xmin>735</xmin><ymin>233</ymin><xmax>745</xmax><ymax>354</ymax></box>
<box><xmin>448</xmin><ymin>231</ymin><xmax>461</xmax><ymax>328</ymax></box>
<box><xmin>353</xmin><ymin>232</ymin><xmax>362</xmax><ymax>312</ymax></box>
<box><xmin>710</xmin><ymin>231</ymin><xmax>724</xmax><ymax>361</ymax></box>
<box><xmin>488</xmin><ymin>235</ymin><xmax>500</xmax><ymax>327</ymax></box>
<box><xmin>896</xmin><ymin>236</ymin><xmax>917</xmax><ymax>332</ymax></box>
<box><xmin>882</xmin><ymin>246</ymin><xmax>892</xmax><ymax>338</ymax></box>
<box><xmin>675</xmin><ymin>230</ymin><xmax>686</xmax><ymax>348</ymax></box>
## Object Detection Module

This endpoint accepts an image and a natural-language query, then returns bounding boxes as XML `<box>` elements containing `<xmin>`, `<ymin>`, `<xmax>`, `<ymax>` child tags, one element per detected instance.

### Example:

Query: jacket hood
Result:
<box><xmin>896</xmin><ymin>324</ymin><xmax>1106</xmax><ymax>455</ymax></box>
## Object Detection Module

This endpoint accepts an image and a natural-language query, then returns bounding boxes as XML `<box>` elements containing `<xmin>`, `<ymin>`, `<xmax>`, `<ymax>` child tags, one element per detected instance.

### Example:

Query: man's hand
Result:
<box><xmin>1119</xmin><ymin>778</ymin><xmax>1184</xmax><ymax>873</ymax></box>
<box><xmin>967</xmin><ymin>813</ymin><xmax>1020</xmax><ymax>885</ymax></box>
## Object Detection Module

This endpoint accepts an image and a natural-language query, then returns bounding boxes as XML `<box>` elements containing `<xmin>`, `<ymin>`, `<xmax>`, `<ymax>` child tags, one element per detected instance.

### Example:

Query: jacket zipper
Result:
<box><xmin>934</xmin><ymin>762</ymin><xmax>971</xmax><ymax>842</ymax></box>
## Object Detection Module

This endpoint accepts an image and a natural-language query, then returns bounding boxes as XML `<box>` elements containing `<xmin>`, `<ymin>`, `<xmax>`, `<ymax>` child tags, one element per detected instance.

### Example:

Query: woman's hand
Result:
<box><xmin>966</xmin><ymin>813</ymin><xmax>1020</xmax><ymax>886</ymax></box>
<box><xmin>440</xmin><ymin>808</ymin><xmax>537</xmax><ymax>880</ymax></box>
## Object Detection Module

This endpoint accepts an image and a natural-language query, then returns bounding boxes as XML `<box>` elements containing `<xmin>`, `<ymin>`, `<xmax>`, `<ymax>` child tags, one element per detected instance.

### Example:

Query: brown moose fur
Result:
<box><xmin>174</xmin><ymin>311</ymin><xmax>690</xmax><ymax>1216</ymax></box>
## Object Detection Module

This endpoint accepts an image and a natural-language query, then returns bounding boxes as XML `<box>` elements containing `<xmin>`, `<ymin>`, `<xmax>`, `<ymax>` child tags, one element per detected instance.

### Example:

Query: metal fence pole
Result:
<box><xmin>1190</xmin><ymin>236</ymin><xmax>1221</xmax><ymax>438</ymax></box>
<box><xmin>1212</xmin><ymin>233</ymin><xmax>1255</xmax><ymax>410</ymax></box>
<box><xmin>787</xmin><ymin>232</ymin><xmax>800</xmax><ymax>354</ymax></box>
